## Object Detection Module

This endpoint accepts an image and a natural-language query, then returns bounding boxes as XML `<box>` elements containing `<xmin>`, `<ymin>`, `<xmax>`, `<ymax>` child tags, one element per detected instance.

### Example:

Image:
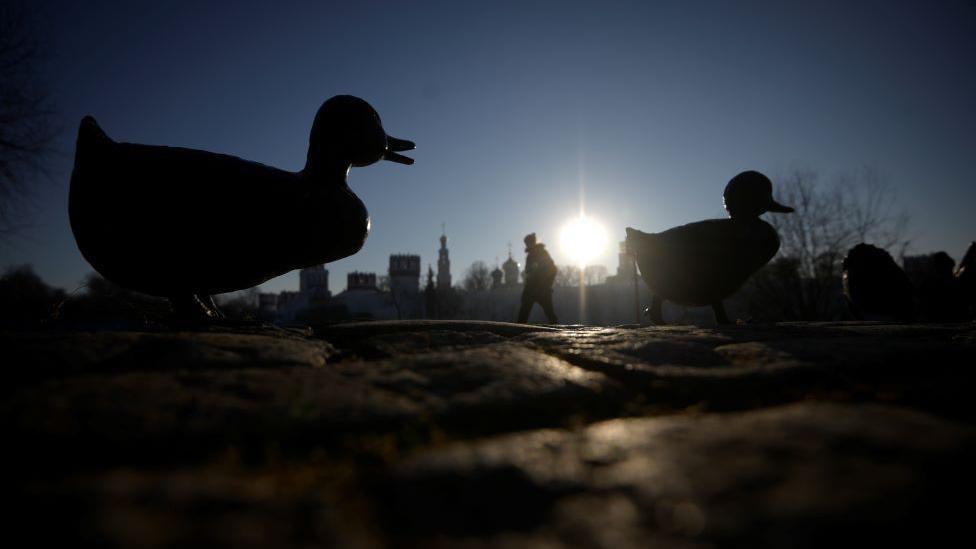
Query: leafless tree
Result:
<box><xmin>462</xmin><ymin>261</ymin><xmax>492</xmax><ymax>292</ymax></box>
<box><xmin>555</xmin><ymin>265</ymin><xmax>607</xmax><ymax>287</ymax></box>
<box><xmin>584</xmin><ymin>264</ymin><xmax>607</xmax><ymax>286</ymax></box>
<box><xmin>555</xmin><ymin>265</ymin><xmax>580</xmax><ymax>287</ymax></box>
<box><xmin>744</xmin><ymin>167</ymin><xmax>911</xmax><ymax>320</ymax></box>
<box><xmin>0</xmin><ymin>263</ymin><xmax>65</xmax><ymax>328</ymax></box>
<box><xmin>772</xmin><ymin>167</ymin><xmax>910</xmax><ymax>270</ymax></box>
<box><xmin>0</xmin><ymin>2</ymin><xmax>57</xmax><ymax>236</ymax></box>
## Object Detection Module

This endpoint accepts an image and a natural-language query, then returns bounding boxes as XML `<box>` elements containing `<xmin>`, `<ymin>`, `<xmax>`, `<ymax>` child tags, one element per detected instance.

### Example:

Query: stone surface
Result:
<box><xmin>4</xmin><ymin>320</ymin><xmax>976</xmax><ymax>547</ymax></box>
<box><xmin>389</xmin><ymin>402</ymin><xmax>976</xmax><ymax>548</ymax></box>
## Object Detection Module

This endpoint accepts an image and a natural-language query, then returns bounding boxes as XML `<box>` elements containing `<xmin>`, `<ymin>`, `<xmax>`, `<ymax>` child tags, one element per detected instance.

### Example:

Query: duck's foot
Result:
<box><xmin>643</xmin><ymin>295</ymin><xmax>666</xmax><ymax>325</ymax></box>
<box><xmin>199</xmin><ymin>295</ymin><xmax>226</xmax><ymax>319</ymax></box>
<box><xmin>168</xmin><ymin>294</ymin><xmax>227</xmax><ymax>327</ymax></box>
<box><xmin>169</xmin><ymin>294</ymin><xmax>284</xmax><ymax>331</ymax></box>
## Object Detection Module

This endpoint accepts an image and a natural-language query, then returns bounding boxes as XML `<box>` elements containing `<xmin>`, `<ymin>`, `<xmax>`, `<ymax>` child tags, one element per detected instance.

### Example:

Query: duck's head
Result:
<box><xmin>305</xmin><ymin>95</ymin><xmax>414</xmax><ymax>176</ymax></box>
<box><xmin>723</xmin><ymin>170</ymin><xmax>794</xmax><ymax>219</ymax></box>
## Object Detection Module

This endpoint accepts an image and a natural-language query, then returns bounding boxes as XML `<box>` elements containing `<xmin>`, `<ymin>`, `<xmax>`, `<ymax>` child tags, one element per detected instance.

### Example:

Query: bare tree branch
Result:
<box><xmin>0</xmin><ymin>1</ymin><xmax>57</xmax><ymax>237</ymax></box>
<box><xmin>746</xmin><ymin>166</ymin><xmax>911</xmax><ymax>320</ymax></box>
<box><xmin>462</xmin><ymin>261</ymin><xmax>493</xmax><ymax>292</ymax></box>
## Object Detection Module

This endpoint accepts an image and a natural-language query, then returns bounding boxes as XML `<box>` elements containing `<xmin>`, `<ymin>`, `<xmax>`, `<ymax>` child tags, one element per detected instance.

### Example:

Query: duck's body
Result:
<box><xmin>628</xmin><ymin>217</ymin><xmax>780</xmax><ymax>306</ymax></box>
<box><xmin>626</xmin><ymin>171</ymin><xmax>793</xmax><ymax>324</ymax></box>
<box><xmin>68</xmin><ymin>95</ymin><xmax>413</xmax><ymax>320</ymax></box>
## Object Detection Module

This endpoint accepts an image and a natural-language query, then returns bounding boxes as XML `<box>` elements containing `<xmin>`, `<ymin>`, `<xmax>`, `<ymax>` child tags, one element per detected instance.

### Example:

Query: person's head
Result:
<box><xmin>524</xmin><ymin>233</ymin><xmax>537</xmax><ymax>248</ymax></box>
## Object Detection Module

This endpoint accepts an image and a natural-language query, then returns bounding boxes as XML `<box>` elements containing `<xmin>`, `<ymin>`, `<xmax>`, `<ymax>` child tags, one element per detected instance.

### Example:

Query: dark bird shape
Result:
<box><xmin>626</xmin><ymin>170</ymin><xmax>793</xmax><ymax>324</ymax></box>
<box><xmin>842</xmin><ymin>243</ymin><xmax>915</xmax><ymax>321</ymax></box>
<box><xmin>69</xmin><ymin>95</ymin><xmax>414</xmax><ymax>321</ymax></box>
<box><xmin>956</xmin><ymin>241</ymin><xmax>976</xmax><ymax>320</ymax></box>
<box><xmin>904</xmin><ymin>250</ymin><xmax>967</xmax><ymax>321</ymax></box>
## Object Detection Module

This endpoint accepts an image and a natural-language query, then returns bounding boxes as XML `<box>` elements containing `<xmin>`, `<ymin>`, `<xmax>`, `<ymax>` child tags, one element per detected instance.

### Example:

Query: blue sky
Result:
<box><xmin>3</xmin><ymin>0</ymin><xmax>974</xmax><ymax>294</ymax></box>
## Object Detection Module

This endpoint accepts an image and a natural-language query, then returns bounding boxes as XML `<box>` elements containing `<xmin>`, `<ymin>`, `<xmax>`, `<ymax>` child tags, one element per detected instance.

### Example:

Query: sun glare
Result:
<box><xmin>559</xmin><ymin>215</ymin><xmax>608</xmax><ymax>267</ymax></box>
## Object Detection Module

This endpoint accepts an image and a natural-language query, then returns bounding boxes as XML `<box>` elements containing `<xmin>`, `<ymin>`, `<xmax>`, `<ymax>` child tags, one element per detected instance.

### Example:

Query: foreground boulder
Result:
<box><xmin>4</xmin><ymin>320</ymin><xmax>975</xmax><ymax>547</ymax></box>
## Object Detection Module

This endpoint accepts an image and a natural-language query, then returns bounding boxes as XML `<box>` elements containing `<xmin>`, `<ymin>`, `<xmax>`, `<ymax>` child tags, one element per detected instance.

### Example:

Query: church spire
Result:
<box><xmin>437</xmin><ymin>224</ymin><xmax>451</xmax><ymax>290</ymax></box>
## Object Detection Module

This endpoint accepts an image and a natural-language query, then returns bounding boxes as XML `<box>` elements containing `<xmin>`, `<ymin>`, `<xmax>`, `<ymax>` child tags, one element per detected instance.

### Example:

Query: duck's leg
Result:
<box><xmin>711</xmin><ymin>301</ymin><xmax>731</xmax><ymax>325</ymax></box>
<box><xmin>169</xmin><ymin>294</ymin><xmax>222</xmax><ymax>323</ymax></box>
<box><xmin>170</xmin><ymin>294</ymin><xmax>272</xmax><ymax>330</ymax></box>
<box><xmin>648</xmin><ymin>295</ymin><xmax>665</xmax><ymax>324</ymax></box>
<box><xmin>198</xmin><ymin>294</ymin><xmax>225</xmax><ymax>319</ymax></box>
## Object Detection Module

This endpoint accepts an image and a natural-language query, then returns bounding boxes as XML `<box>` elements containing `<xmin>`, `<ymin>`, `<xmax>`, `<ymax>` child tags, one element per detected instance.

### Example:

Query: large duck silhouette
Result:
<box><xmin>626</xmin><ymin>170</ymin><xmax>793</xmax><ymax>324</ymax></box>
<box><xmin>69</xmin><ymin>95</ymin><xmax>414</xmax><ymax>320</ymax></box>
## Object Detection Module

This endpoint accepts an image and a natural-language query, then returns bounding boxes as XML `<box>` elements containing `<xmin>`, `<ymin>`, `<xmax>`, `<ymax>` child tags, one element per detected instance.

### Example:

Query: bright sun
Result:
<box><xmin>559</xmin><ymin>215</ymin><xmax>609</xmax><ymax>267</ymax></box>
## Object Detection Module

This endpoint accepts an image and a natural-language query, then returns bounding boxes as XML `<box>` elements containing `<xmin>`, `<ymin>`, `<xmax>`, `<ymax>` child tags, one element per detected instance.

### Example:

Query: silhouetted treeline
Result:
<box><xmin>1</xmin><ymin>265</ymin><xmax>168</xmax><ymax>329</ymax></box>
<box><xmin>0</xmin><ymin>264</ymin><xmax>66</xmax><ymax>328</ymax></box>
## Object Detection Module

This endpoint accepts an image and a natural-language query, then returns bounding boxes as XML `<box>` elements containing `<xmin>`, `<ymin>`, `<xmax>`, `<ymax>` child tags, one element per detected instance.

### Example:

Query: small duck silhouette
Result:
<box><xmin>956</xmin><ymin>242</ymin><xmax>976</xmax><ymax>320</ymax></box>
<box><xmin>842</xmin><ymin>243</ymin><xmax>915</xmax><ymax>321</ymax></box>
<box><xmin>625</xmin><ymin>170</ymin><xmax>793</xmax><ymax>324</ymax></box>
<box><xmin>69</xmin><ymin>95</ymin><xmax>414</xmax><ymax>320</ymax></box>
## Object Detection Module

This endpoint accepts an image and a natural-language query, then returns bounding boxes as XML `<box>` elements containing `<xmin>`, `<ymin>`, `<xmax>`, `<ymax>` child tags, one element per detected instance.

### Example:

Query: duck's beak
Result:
<box><xmin>383</xmin><ymin>136</ymin><xmax>415</xmax><ymax>165</ymax></box>
<box><xmin>767</xmin><ymin>198</ymin><xmax>794</xmax><ymax>213</ymax></box>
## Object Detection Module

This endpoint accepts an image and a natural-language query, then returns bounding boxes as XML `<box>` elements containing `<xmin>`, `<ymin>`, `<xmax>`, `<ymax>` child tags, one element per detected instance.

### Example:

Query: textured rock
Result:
<box><xmin>4</xmin><ymin>320</ymin><xmax>976</xmax><ymax>547</ymax></box>
<box><xmin>518</xmin><ymin>322</ymin><xmax>976</xmax><ymax>419</ymax></box>
<box><xmin>331</xmin><ymin>342</ymin><xmax>623</xmax><ymax>434</ymax></box>
<box><xmin>388</xmin><ymin>402</ymin><xmax>976</xmax><ymax>547</ymax></box>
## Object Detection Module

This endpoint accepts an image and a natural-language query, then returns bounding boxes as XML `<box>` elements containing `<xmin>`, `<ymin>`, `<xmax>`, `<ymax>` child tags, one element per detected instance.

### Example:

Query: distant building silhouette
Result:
<box><xmin>258</xmin><ymin>292</ymin><xmax>278</xmax><ymax>319</ymax></box>
<box><xmin>389</xmin><ymin>254</ymin><xmax>422</xmax><ymax>319</ymax></box>
<box><xmin>299</xmin><ymin>264</ymin><xmax>331</xmax><ymax>302</ymax></box>
<box><xmin>491</xmin><ymin>263</ymin><xmax>504</xmax><ymax>289</ymax></box>
<box><xmin>425</xmin><ymin>264</ymin><xmax>438</xmax><ymax>318</ymax></box>
<box><xmin>390</xmin><ymin>254</ymin><xmax>421</xmax><ymax>296</ymax></box>
<box><xmin>257</xmin><ymin>258</ymin><xmax>428</xmax><ymax>323</ymax></box>
<box><xmin>331</xmin><ymin>271</ymin><xmax>389</xmax><ymax>320</ymax></box>
<box><xmin>605</xmin><ymin>241</ymin><xmax>636</xmax><ymax>284</ymax></box>
<box><xmin>346</xmin><ymin>271</ymin><xmax>377</xmax><ymax>290</ymax></box>
<box><xmin>437</xmin><ymin>229</ymin><xmax>452</xmax><ymax>290</ymax></box>
<box><xmin>258</xmin><ymin>264</ymin><xmax>331</xmax><ymax>320</ymax></box>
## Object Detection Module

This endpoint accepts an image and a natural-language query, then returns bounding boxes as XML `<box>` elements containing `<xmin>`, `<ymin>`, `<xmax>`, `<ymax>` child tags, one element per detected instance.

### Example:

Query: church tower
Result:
<box><xmin>299</xmin><ymin>264</ymin><xmax>330</xmax><ymax>303</ymax></box>
<box><xmin>425</xmin><ymin>264</ymin><xmax>437</xmax><ymax>319</ymax></box>
<box><xmin>491</xmin><ymin>258</ymin><xmax>504</xmax><ymax>290</ymax></box>
<box><xmin>437</xmin><ymin>225</ymin><xmax>452</xmax><ymax>290</ymax></box>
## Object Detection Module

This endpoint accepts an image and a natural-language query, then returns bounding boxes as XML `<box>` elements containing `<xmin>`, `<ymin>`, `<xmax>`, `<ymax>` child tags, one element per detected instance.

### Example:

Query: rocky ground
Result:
<box><xmin>4</xmin><ymin>320</ymin><xmax>976</xmax><ymax>548</ymax></box>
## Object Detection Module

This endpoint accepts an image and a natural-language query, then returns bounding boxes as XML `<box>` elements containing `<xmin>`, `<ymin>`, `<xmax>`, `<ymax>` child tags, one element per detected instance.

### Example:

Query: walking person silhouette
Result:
<box><xmin>517</xmin><ymin>233</ymin><xmax>558</xmax><ymax>324</ymax></box>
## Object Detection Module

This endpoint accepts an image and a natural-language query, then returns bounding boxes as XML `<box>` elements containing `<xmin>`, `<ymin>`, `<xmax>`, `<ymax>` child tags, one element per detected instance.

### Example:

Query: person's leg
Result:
<box><xmin>540</xmin><ymin>290</ymin><xmax>558</xmax><ymax>324</ymax></box>
<box><xmin>517</xmin><ymin>291</ymin><xmax>534</xmax><ymax>323</ymax></box>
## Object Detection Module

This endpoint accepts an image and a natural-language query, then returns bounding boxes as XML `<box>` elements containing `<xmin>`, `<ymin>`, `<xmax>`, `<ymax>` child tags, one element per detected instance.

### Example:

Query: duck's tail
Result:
<box><xmin>626</xmin><ymin>226</ymin><xmax>659</xmax><ymax>260</ymax></box>
<box><xmin>625</xmin><ymin>226</ymin><xmax>642</xmax><ymax>247</ymax></box>
<box><xmin>74</xmin><ymin>116</ymin><xmax>111</xmax><ymax>169</ymax></box>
